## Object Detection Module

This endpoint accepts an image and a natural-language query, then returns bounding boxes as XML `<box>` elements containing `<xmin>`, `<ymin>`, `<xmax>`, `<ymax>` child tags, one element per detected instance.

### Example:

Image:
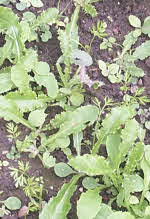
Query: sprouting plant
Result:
<box><xmin>86</xmin><ymin>21</ymin><xmax>107</xmax><ymax>53</ymax></box>
<box><xmin>10</xmin><ymin>161</ymin><xmax>44</xmax><ymax>212</ymax></box>
<box><xmin>6</xmin><ymin>122</ymin><xmax>20</xmax><ymax>143</ymax></box>
<box><xmin>100</xmin><ymin>36</ymin><xmax>116</xmax><ymax>51</ymax></box>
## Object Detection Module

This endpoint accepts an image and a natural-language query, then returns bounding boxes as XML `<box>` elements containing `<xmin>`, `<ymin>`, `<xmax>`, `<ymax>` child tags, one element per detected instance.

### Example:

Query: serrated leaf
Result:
<box><xmin>77</xmin><ymin>188</ymin><xmax>102</xmax><ymax>219</ymax></box>
<box><xmin>42</xmin><ymin>152</ymin><xmax>56</xmax><ymax>168</ymax></box>
<box><xmin>129</xmin><ymin>15</ymin><xmax>141</xmax><ymax>28</ymax></box>
<box><xmin>39</xmin><ymin>175</ymin><xmax>80</xmax><ymax>219</ymax></box>
<box><xmin>124</xmin><ymin>142</ymin><xmax>144</xmax><ymax>174</ymax></box>
<box><xmin>123</xmin><ymin>31</ymin><xmax>138</xmax><ymax>51</ymax></box>
<box><xmin>54</xmin><ymin>162</ymin><xmax>75</xmax><ymax>177</ymax></box>
<box><xmin>11</xmin><ymin>64</ymin><xmax>30</xmax><ymax>93</ymax></box>
<box><xmin>0</xmin><ymin>96</ymin><xmax>34</xmax><ymax>129</ymax></box>
<box><xmin>34</xmin><ymin>73</ymin><xmax>58</xmax><ymax>98</ymax></box>
<box><xmin>28</xmin><ymin>109</ymin><xmax>46</xmax><ymax>127</ymax></box>
<box><xmin>6</xmin><ymin>91</ymin><xmax>47</xmax><ymax>113</ymax></box>
<box><xmin>84</xmin><ymin>3</ymin><xmax>97</xmax><ymax>17</ymax></box>
<box><xmin>133</xmin><ymin>40</ymin><xmax>150</xmax><ymax>60</ymax></box>
<box><xmin>69</xmin><ymin>154</ymin><xmax>112</xmax><ymax>176</ymax></box>
<box><xmin>35</xmin><ymin>8</ymin><xmax>59</xmax><ymax>27</ymax></box>
<box><xmin>48</xmin><ymin>105</ymin><xmax>99</xmax><ymax>145</ymax></box>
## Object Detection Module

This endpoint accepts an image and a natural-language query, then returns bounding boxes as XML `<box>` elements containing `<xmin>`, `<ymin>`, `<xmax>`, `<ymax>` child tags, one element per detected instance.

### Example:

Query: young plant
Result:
<box><xmin>73</xmin><ymin>0</ymin><xmax>99</xmax><ymax>17</ymax></box>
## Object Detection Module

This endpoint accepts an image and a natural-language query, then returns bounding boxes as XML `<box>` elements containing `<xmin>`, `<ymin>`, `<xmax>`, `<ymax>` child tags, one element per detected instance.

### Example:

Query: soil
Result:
<box><xmin>1</xmin><ymin>0</ymin><xmax>150</xmax><ymax>218</ymax></box>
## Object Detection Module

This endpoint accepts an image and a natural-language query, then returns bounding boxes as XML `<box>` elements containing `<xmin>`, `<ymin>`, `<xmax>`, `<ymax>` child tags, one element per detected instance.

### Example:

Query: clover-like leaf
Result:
<box><xmin>4</xmin><ymin>197</ymin><xmax>21</xmax><ymax>210</ymax></box>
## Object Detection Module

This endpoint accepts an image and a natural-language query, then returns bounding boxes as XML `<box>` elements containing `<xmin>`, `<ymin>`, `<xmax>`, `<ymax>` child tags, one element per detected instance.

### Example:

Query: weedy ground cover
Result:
<box><xmin>1</xmin><ymin>0</ymin><xmax>150</xmax><ymax>218</ymax></box>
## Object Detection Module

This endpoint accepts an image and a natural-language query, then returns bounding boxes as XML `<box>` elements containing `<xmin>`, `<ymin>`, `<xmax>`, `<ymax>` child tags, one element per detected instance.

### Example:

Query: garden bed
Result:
<box><xmin>1</xmin><ymin>0</ymin><xmax>150</xmax><ymax>218</ymax></box>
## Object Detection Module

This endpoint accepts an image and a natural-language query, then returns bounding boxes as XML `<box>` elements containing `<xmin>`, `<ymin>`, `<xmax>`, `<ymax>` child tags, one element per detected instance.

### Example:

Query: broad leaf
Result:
<box><xmin>35</xmin><ymin>8</ymin><xmax>59</xmax><ymax>26</ymax></box>
<box><xmin>0</xmin><ymin>96</ymin><xmax>34</xmax><ymax>130</ymax></box>
<box><xmin>69</xmin><ymin>154</ymin><xmax>112</xmax><ymax>176</ymax></box>
<box><xmin>77</xmin><ymin>188</ymin><xmax>102</xmax><ymax>219</ymax></box>
<box><xmin>54</xmin><ymin>162</ymin><xmax>75</xmax><ymax>177</ymax></box>
<box><xmin>95</xmin><ymin>203</ymin><xmax>112</xmax><ymax>219</ymax></box>
<box><xmin>129</xmin><ymin>15</ymin><xmax>141</xmax><ymax>28</ymax></box>
<box><xmin>4</xmin><ymin>197</ymin><xmax>21</xmax><ymax>210</ymax></box>
<box><xmin>82</xmin><ymin>177</ymin><xmax>99</xmax><ymax>190</ymax></box>
<box><xmin>39</xmin><ymin>175</ymin><xmax>80</xmax><ymax>219</ymax></box>
<box><xmin>34</xmin><ymin>73</ymin><xmax>58</xmax><ymax>98</ymax></box>
<box><xmin>42</xmin><ymin>152</ymin><xmax>56</xmax><ymax>168</ymax></box>
<box><xmin>133</xmin><ymin>40</ymin><xmax>150</xmax><ymax>60</ymax></box>
<box><xmin>0</xmin><ymin>73</ymin><xmax>14</xmax><ymax>93</ymax></box>
<box><xmin>28</xmin><ymin>109</ymin><xmax>46</xmax><ymax>127</ymax></box>
<box><xmin>11</xmin><ymin>64</ymin><xmax>30</xmax><ymax>93</ymax></box>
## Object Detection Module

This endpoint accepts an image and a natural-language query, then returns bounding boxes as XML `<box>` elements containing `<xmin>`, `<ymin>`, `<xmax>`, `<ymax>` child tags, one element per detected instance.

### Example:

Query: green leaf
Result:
<box><xmin>34</xmin><ymin>61</ymin><xmax>50</xmax><ymax>75</ymax></box>
<box><xmin>69</xmin><ymin>154</ymin><xmax>112</xmax><ymax>176</ymax></box>
<box><xmin>48</xmin><ymin>105</ymin><xmax>99</xmax><ymax>145</ymax></box>
<box><xmin>70</xmin><ymin>92</ymin><xmax>84</xmax><ymax>106</ymax></box>
<box><xmin>4</xmin><ymin>197</ymin><xmax>21</xmax><ymax>210</ymax></box>
<box><xmin>6</xmin><ymin>91</ymin><xmax>47</xmax><ymax>113</ymax></box>
<box><xmin>98</xmin><ymin>60</ymin><xmax>107</xmax><ymax>72</ymax></box>
<box><xmin>55</xmin><ymin>136</ymin><xmax>70</xmax><ymax>148</ymax></box>
<box><xmin>0</xmin><ymin>6</ymin><xmax>19</xmax><ymax>30</ymax></box>
<box><xmin>34</xmin><ymin>73</ymin><xmax>58</xmax><ymax>98</ymax></box>
<box><xmin>30</xmin><ymin>0</ymin><xmax>43</xmax><ymax>7</ymax></box>
<box><xmin>95</xmin><ymin>203</ymin><xmax>112</xmax><ymax>219</ymax></box>
<box><xmin>54</xmin><ymin>162</ymin><xmax>75</xmax><ymax>177</ymax></box>
<box><xmin>129</xmin><ymin>15</ymin><xmax>141</xmax><ymax>28</ymax></box>
<box><xmin>28</xmin><ymin>109</ymin><xmax>46</xmax><ymax>127</ymax></box>
<box><xmin>133</xmin><ymin>40</ymin><xmax>150</xmax><ymax>60</ymax></box>
<box><xmin>145</xmin><ymin>121</ymin><xmax>150</xmax><ymax>130</ymax></box>
<box><xmin>42</xmin><ymin>152</ymin><xmax>56</xmax><ymax>168</ymax></box>
<box><xmin>123</xmin><ymin>31</ymin><xmax>138</xmax><ymax>51</ymax></box>
<box><xmin>35</xmin><ymin>8</ymin><xmax>59</xmax><ymax>26</ymax></box>
<box><xmin>106</xmin><ymin>134</ymin><xmax>121</xmax><ymax>169</ymax></box>
<box><xmin>142</xmin><ymin>17</ymin><xmax>150</xmax><ymax>34</ymax></box>
<box><xmin>84</xmin><ymin>3</ymin><xmax>97</xmax><ymax>17</ymax></box>
<box><xmin>107</xmin><ymin>212</ymin><xmax>135</xmax><ymax>219</ymax></box>
<box><xmin>16</xmin><ymin>2</ymin><xmax>27</xmax><ymax>11</ymax></box>
<box><xmin>72</xmin><ymin>49</ymin><xmax>93</xmax><ymax>66</ymax></box>
<box><xmin>124</xmin><ymin>142</ymin><xmax>144</xmax><ymax>174</ymax></box>
<box><xmin>73</xmin><ymin>131</ymin><xmax>83</xmax><ymax>156</ymax></box>
<box><xmin>141</xmin><ymin>157</ymin><xmax>150</xmax><ymax>191</ymax></box>
<box><xmin>82</xmin><ymin>177</ymin><xmax>99</xmax><ymax>190</ymax></box>
<box><xmin>39</xmin><ymin>175</ymin><xmax>80</xmax><ymax>219</ymax></box>
<box><xmin>0</xmin><ymin>96</ymin><xmax>34</xmax><ymax>129</ymax></box>
<box><xmin>0</xmin><ymin>73</ymin><xmax>14</xmax><ymax>93</ymax></box>
<box><xmin>77</xmin><ymin>188</ymin><xmax>102</xmax><ymax>219</ymax></box>
<box><xmin>11</xmin><ymin>64</ymin><xmax>30</xmax><ymax>93</ymax></box>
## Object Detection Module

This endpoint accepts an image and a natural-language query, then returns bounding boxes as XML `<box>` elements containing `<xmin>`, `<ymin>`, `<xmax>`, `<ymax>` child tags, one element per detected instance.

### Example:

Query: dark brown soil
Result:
<box><xmin>1</xmin><ymin>0</ymin><xmax>150</xmax><ymax>218</ymax></box>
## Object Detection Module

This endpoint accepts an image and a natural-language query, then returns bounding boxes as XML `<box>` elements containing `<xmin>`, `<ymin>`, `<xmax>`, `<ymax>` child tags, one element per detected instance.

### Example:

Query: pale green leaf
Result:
<box><xmin>42</xmin><ymin>152</ymin><xmax>56</xmax><ymax>168</ymax></box>
<box><xmin>69</xmin><ymin>154</ymin><xmax>112</xmax><ymax>176</ymax></box>
<box><xmin>34</xmin><ymin>61</ymin><xmax>50</xmax><ymax>75</ymax></box>
<box><xmin>133</xmin><ymin>40</ymin><xmax>150</xmax><ymax>60</ymax></box>
<box><xmin>129</xmin><ymin>15</ymin><xmax>141</xmax><ymax>28</ymax></box>
<box><xmin>0</xmin><ymin>96</ymin><xmax>34</xmax><ymax>129</ymax></box>
<box><xmin>11</xmin><ymin>64</ymin><xmax>30</xmax><ymax>93</ymax></box>
<box><xmin>141</xmin><ymin>157</ymin><xmax>150</xmax><ymax>191</ymax></box>
<box><xmin>98</xmin><ymin>60</ymin><xmax>107</xmax><ymax>72</ymax></box>
<box><xmin>142</xmin><ymin>17</ymin><xmax>150</xmax><ymax>34</ymax></box>
<box><xmin>54</xmin><ymin>162</ymin><xmax>75</xmax><ymax>177</ymax></box>
<box><xmin>28</xmin><ymin>109</ymin><xmax>46</xmax><ymax>127</ymax></box>
<box><xmin>73</xmin><ymin>131</ymin><xmax>83</xmax><ymax>156</ymax></box>
<box><xmin>95</xmin><ymin>203</ymin><xmax>112</xmax><ymax>219</ymax></box>
<box><xmin>34</xmin><ymin>73</ymin><xmax>58</xmax><ymax>98</ymax></box>
<box><xmin>4</xmin><ymin>197</ymin><xmax>21</xmax><ymax>210</ymax></box>
<box><xmin>0</xmin><ymin>73</ymin><xmax>14</xmax><ymax>93</ymax></box>
<box><xmin>16</xmin><ymin>2</ymin><xmax>27</xmax><ymax>11</ymax></box>
<box><xmin>72</xmin><ymin>49</ymin><xmax>93</xmax><ymax>66</ymax></box>
<box><xmin>30</xmin><ymin>0</ymin><xmax>43</xmax><ymax>7</ymax></box>
<box><xmin>70</xmin><ymin>92</ymin><xmax>84</xmax><ymax>106</ymax></box>
<box><xmin>129</xmin><ymin>195</ymin><xmax>139</xmax><ymax>204</ymax></box>
<box><xmin>55</xmin><ymin>136</ymin><xmax>70</xmax><ymax>148</ymax></box>
<box><xmin>84</xmin><ymin>3</ymin><xmax>97</xmax><ymax>17</ymax></box>
<box><xmin>39</xmin><ymin>175</ymin><xmax>80</xmax><ymax>219</ymax></box>
<box><xmin>82</xmin><ymin>177</ymin><xmax>99</xmax><ymax>190</ymax></box>
<box><xmin>77</xmin><ymin>188</ymin><xmax>102</xmax><ymax>219</ymax></box>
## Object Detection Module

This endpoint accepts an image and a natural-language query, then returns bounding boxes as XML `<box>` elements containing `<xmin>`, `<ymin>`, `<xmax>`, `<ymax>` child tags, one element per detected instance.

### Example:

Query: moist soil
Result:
<box><xmin>1</xmin><ymin>0</ymin><xmax>150</xmax><ymax>218</ymax></box>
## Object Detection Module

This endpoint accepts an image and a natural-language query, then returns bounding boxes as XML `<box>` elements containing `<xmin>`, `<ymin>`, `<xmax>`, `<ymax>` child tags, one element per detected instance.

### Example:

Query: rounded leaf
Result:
<box><xmin>107</xmin><ymin>212</ymin><xmax>135</xmax><ymax>219</ymax></box>
<box><xmin>54</xmin><ymin>162</ymin><xmax>75</xmax><ymax>177</ymax></box>
<box><xmin>72</xmin><ymin>49</ymin><xmax>93</xmax><ymax>66</ymax></box>
<box><xmin>82</xmin><ymin>177</ymin><xmax>99</xmax><ymax>190</ymax></box>
<box><xmin>70</xmin><ymin>93</ymin><xmax>84</xmax><ymax>106</ymax></box>
<box><xmin>129</xmin><ymin>15</ymin><xmax>141</xmax><ymax>28</ymax></box>
<box><xmin>30</xmin><ymin>0</ymin><xmax>43</xmax><ymax>7</ymax></box>
<box><xmin>28</xmin><ymin>109</ymin><xmax>46</xmax><ymax>127</ymax></box>
<box><xmin>4</xmin><ymin>197</ymin><xmax>21</xmax><ymax>210</ymax></box>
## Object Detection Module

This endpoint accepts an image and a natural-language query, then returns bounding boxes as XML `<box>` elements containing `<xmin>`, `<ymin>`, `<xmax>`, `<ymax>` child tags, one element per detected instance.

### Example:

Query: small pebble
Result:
<box><xmin>79</xmin><ymin>187</ymin><xmax>83</xmax><ymax>192</ymax></box>
<box><xmin>2</xmin><ymin>150</ymin><xmax>8</xmax><ymax>155</ymax></box>
<box><xmin>18</xmin><ymin>206</ymin><xmax>29</xmax><ymax>218</ymax></box>
<box><xmin>50</xmin><ymin>186</ymin><xmax>53</xmax><ymax>190</ymax></box>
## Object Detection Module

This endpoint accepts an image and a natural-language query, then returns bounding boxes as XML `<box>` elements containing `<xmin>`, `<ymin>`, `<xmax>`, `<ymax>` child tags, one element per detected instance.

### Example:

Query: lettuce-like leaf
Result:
<box><xmin>39</xmin><ymin>175</ymin><xmax>80</xmax><ymax>219</ymax></box>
